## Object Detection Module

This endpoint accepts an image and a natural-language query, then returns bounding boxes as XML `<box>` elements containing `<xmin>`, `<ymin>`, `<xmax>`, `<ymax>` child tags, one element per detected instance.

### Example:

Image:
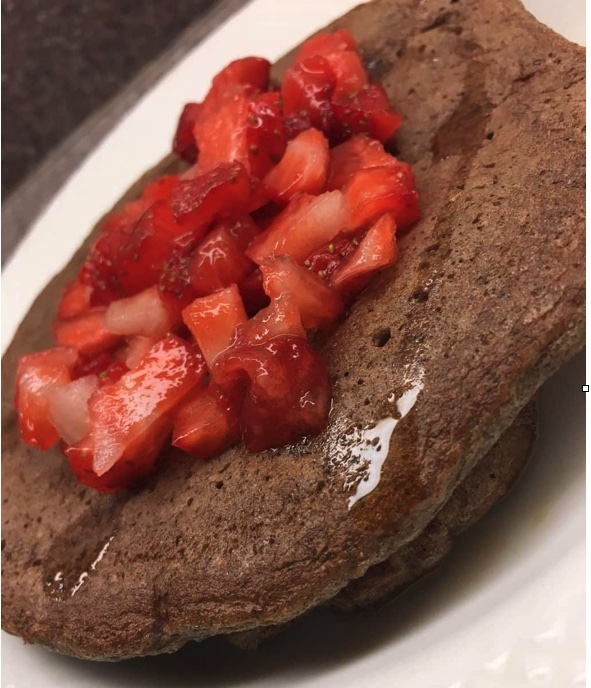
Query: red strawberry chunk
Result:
<box><xmin>54</xmin><ymin>308</ymin><xmax>122</xmax><ymax>357</ymax></box>
<box><xmin>332</xmin><ymin>84</ymin><xmax>403</xmax><ymax>143</ymax></box>
<box><xmin>125</xmin><ymin>336</ymin><xmax>160</xmax><ymax>369</ymax></box>
<box><xmin>264</xmin><ymin>128</ymin><xmax>329</xmax><ymax>203</ymax></box>
<box><xmin>281</xmin><ymin>55</ymin><xmax>336</xmax><ymax>134</ymax></box>
<box><xmin>173</xmin><ymin>103</ymin><xmax>202</xmax><ymax>163</ymax></box>
<box><xmin>325</xmin><ymin>50</ymin><xmax>369</xmax><ymax>99</ymax></box>
<box><xmin>182</xmin><ymin>285</ymin><xmax>247</xmax><ymax>368</ymax></box>
<box><xmin>105</xmin><ymin>286</ymin><xmax>181</xmax><ymax>338</ymax></box>
<box><xmin>171</xmin><ymin>162</ymin><xmax>251</xmax><ymax>231</ymax></box>
<box><xmin>344</xmin><ymin>164</ymin><xmax>420</xmax><ymax>230</ymax></box>
<box><xmin>123</xmin><ymin>175</ymin><xmax>181</xmax><ymax>224</ymax></box>
<box><xmin>189</xmin><ymin>223</ymin><xmax>256</xmax><ymax>297</ymax></box>
<box><xmin>223</xmin><ymin>215</ymin><xmax>260</xmax><ymax>251</ymax></box>
<box><xmin>239</xmin><ymin>269</ymin><xmax>270</xmax><ymax>315</ymax></box>
<box><xmin>72</xmin><ymin>351</ymin><xmax>128</xmax><ymax>383</ymax></box>
<box><xmin>210</xmin><ymin>57</ymin><xmax>271</xmax><ymax>97</ymax></box>
<box><xmin>214</xmin><ymin>335</ymin><xmax>331</xmax><ymax>451</ymax></box>
<box><xmin>327</xmin><ymin>134</ymin><xmax>397</xmax><ymax>190</ymax></box>
<box><xmin>57</xmin><ymin>278</ymin><xmax>92</xmax><ymax>319</ymax></box>
<box><xmin>15</xmin><ymin>347</ymin><xmax>77</xmax><ymax>449</ymax></box>
<box><xmin>88</xmin><ymin>335</ymin><xmax>206</xmax><ymax>475</ymax></box>
<box><xmin>246</xmin><ymin>92</ymin><xmax>287</xmax><ymax>179</ymax></box>
<box><xmin>246</xmin><ymin>191</ymin><xmax>349</xmax><ymax>266</ymax></box>
<box><xmin>306</xmin><ymin>233</ymin><xmax>359</xmax><ymax>278</ymax></box>
<box><xmin>47</xmin><ymin>375</ymin><xmax>98</xmax><ymax>445</ymax></box>
<box><xmin>330</xmin><ymin>213</ymin><xmax>399</xmax><ymax>297</ymax></box>
<box><xmin>172</xmin><ymin>383</ymin><xmax>239</xmax><ymax>459</ymax></box>
<box><xmin>260</xmin><ymin>256</ymin><xmax>343</xmax><ymax>330</ymax></box>
<box><xmin>158</xmin><ymin>239</ymin><xmax>198</xmax><ymax>308</ymax></box>
<box><xmin>295</xmin><ymin>29</ymin><xmax>359</xmax><ymax>62</ymax></box>
<box><xmin>235</xmin><ymin>292</ymin><xmax>305</xmax><ymax>346</ymax></box>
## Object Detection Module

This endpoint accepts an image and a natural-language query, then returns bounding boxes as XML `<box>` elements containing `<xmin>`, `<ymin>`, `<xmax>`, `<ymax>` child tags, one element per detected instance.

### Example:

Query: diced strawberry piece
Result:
<box><xmin>115</xmin><ymin>202</ymin><xmax>178</xmax><ymax>296</ymax></box>
<box><xmin>54</xmin><ymin>308</ymin><xmax>121</xmax><ymax>357</ymax></box>
<box><xmin>306</xmin><ymin>233</ymin><xmax>359</xmax><ymax>278</ymax></box>
<box><xmin>173</xmin><ymin>103</ymin><xmax>202</xmax><ymax>163</ymax></box>
<box><xmin>72</xmin><ymin>351</ymin><xmax>128</xmax><ymax>383</ymax></box>
<box><xmin>264</xmin><ymin>128</ymin><xmax>329</xmax><ymax>203</ymax></box>
<box><xmin>284</xmin><ymin>112</ymin><xmax>312</xmax><ymax>140</ymax></box>
<box><xmin>332</xmin><ymin>84</ymin><xmax>403</xmax><ymax>143</ymax></box>
<box><xmin>182</xmin><ymin>285</ymin><xmax>247</xmax><ymax>368</ymax></box>
<box><xmin>64</xmin><ymin>424</ymin><xmax>169</xmax><ymax>493</ymax></box>
<box><xmin>344</xmin><ymin>164</ymin><xmax>420</xmax><ymax>229</ymax></box>
<box><xmin>210</xmin><ymin>57</ymin><xmax>270</xmax><ymax>97</ymax></box>
<box><xmin>246</xmin><ymin>191</ymin><xmax>348</xmax><ymax>265</ymax></box>
<box><xmin>327</xmin><ymin>134</ymin><xmax>397</xmax><ymax>190</ymax></box>
<box><xmin>172</xmin><ymin>383</ymin><xmax>239</xmax><ymax>459</ymax></box>
<box><xmin>325</xmin><ymin>50</ymin><xmax>368</xmax><ymax>99</ymax></box>
<box><xmin>124</xmin><ymin>336</ymin><xmax>159</xmax><ymax>369</ymax></box>
<box><xmin>246</xmin><ymin>92</ymin><xmax>287</xmax><ymax>179</ymax></box>
<box><xmin>189</xmin><ymin>224</ymin><xmax>256</xmax><ymax>297</ymax></box>
<box><xmin>123</xmin><ymin>175</ymin><xmax>181</xmax><ymax>224</ymax></box>
<box><xmin>295</xmin><ymin>29</ymin><xmax>359</xmax><ymax>62</ymax></box>
<box><xmin>105</xmin><ymin>286</ymin><xmax>181</xmax><ymax>338</ymax></box>
<box><xmin>171</xmin><ymin>162</ymin><xmax>251</xmax><ymax>231</ymax></box>
<box><xmin>79</xmin><ymin>212</ymin><xmax>128</xmax><ymax>306</ymax></box>
<box><xmin>47</xmin><ymin>375</ymin><xmax>98</xmax><ymax>445</ymax></box>
<box><xmin>88</xmin><ymin>335</ymin><xmax>206</xmax><ymax>475</ymax></box>
<box><xmin>260</xmin><ymin>256</ymin><xmax>343</xmax><ymax>330</ymax></box>
<box><xmin>57</xmin><ymin>278</ymin><xmax>93</xmax><ymax>319</ymax></box>
<box><xmin>158</xmin><ymin>239</ymin><xmax>198</xmax><ymax>308</ymax></box>
<box><xmin>223</xmin><ymin>215</ymin><xmax>261</xmax><ymax>251</ymax></box>
<box><xmin>214</xmin><ymin>335</ymin><xmax>331</xmax><ymax>451</ymax></box>
<box><xmin>281</xmin><ymin>56</ymin><xmax>336</xmax><ymax>134</ymax></box>
<box><xmin>15</xmin><ymin>347</ymin><xmax>77</xmax><ymax>449</ymax></box>
<box><xmin>239</xmin><ymin>269</ymin><xmax>269</xmax><ymax>315</ymax></box>
<box><xmin>194</xmin><ymin>94</ymin><xmax>252</xmax><ymax>172</ymax></box>
<box><xmin>235</xmin><ymin>292</ymin><xmax>305</xmax><ymax>345</ymax></box>
<box><xmin>330</xmin><ymin>213</ymin><xmax>399</xmax><ymax>296</ymax></box>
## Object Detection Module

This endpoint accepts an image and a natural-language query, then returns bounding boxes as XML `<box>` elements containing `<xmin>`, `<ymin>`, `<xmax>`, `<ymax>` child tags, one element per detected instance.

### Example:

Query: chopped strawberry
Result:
<box><xmin>79</xmin><ymin>212</ymin><xmax>128</xmax><ymax>306</ymax></box>
<box><xmin>325</xmin><ymin>50</ymin><xmax>368</xmax><ymax>100</ymax></box>
<box><xmin>54</xmin><ymin>308</ymin><xmax>121</xmax><ymax>357</ymax></box>
<box><xmin>306</xmin><ymin>233</ymin><xmax>359</xmax><ymax>278</ymax></box>
<box><xmin>88</xmin><ymin>335</ymin><xmax>206</xmax><ymax>475</ymax></box>
<box><xmin>239</xmin><ymin>269</ymin><xmax>270</xmax><ymax>315</ymax></box>
<box><xmin>246</xmin><ymin>92</ymin><xmax>287</xmax><ymax>179</ymax></box>
<box><xmin>332</xmin><ymin>84</ymin><xmax>403</xmax><ymax>143</ymax></box>
<box><xmin>284</xmin><ymin>112</ymin><xmax>312</xmax><ymax>140</ymax></box>
<box><xmin>123</xmin><ymin>175</ymin><xmax>181</xmax><ymax>224</ymax></box>
<box><xmin>182</xmin><ymin>285</ymin><xmax>247</xmax><ymax>368</ymax></box>
<box><xmin>260</xmin><ymin>256</ymin><xmax>343</xmax><ymax>329</ymax></box>
<box><xmin>281</xmin><ymin>56</ymin><xmax>336</xmax><ymax>134</ymax></box>
<box><xmin>64</xmin><ymin>424</ymin><xmax>169</xmax><ymax>493</ymax></box>
<box><xmin>105</xmin><ymin>286</ymin><xmax>181</xmax><ymax>338</ymax></box>
<box><xmin>330</xmin><ymin>213</ymin><xmax>398</xmax><ymax>296</ymax></box>
<box><xmin>234</xmin><ymin>292</ymin><xmax>305</xmax><ymax>345</ymax></box>
<box><xmin>125</xmin><ymin>336</ymin><xmax>159</xmax><ymax>369</ymax></box>
<box><xmin>247</xmin><ymin>191</ymin><xmax>348</xmax><ymax>265</ymax></box>
<box><xmin>47</xmin><ymin>375</ymin><xmax>98</xmax><ymax>445</ymax></box>
<box><xmin>344</xmin><ymin>164</ymin><xmax>420</xmax><ymax>230</ymax></box>
<box><xmin>172</xmin><ymin>383</ymin><xmax>239</xmax><ymax>459</ymax></box>
<box><xmin>264</xmin><ymin>128</ymin><xmax>329</xmax><ymax>203</ymax></box>
<box><xmin>210</xmin><ymin>57</ymin><xmax>270</xmax><ymax>97</ymax></box>
<box><xmin>158</xmin><ymin>239</ymin><xmax>198</xmax><ymax>308</ymax></box>
<box><xmin>171</xmin><ymin>162</ymin><xmax>251</xmax><ymax>231</ymax></box>
<box><xmin>223</xmin><ymin>215</ymin><xmax>261</xmax><ymax>250</ymax></box>
<box><xmin>295</xmin><ymin>29</ymin><xmax>359</xmax><ymax>62</ymax></box>
<box><xmin>189</xmin><ymin>223</ymin><xmax>256</xmax><ymax>297</ymax></box>
<box><xmin>173</xmin><ymin>102</ymin><xmax>202</xmax><ymax>163</ymax></box>
<box><xmin>15</xmin><ymin>347</ymin><xmax>77</xmax><ymax>449</ymax></box>
<box><xmin>57</xmin><ymin>278</ymin><xmax>92</xmax><ymax>320</ymax></box>
<box><xmin>214</xmin><ymin>335</ymin><xmax>331</xmax><ymax>451</ymax></box>
<box><xmin>72</xmin><ymin>351</ymin><xmax>128</xmax><ymax>383</ymax></box>
<box><xmin>327</xmin><ymin>134</ymin><xmax>397</xmax><ymax>190</ymax></box>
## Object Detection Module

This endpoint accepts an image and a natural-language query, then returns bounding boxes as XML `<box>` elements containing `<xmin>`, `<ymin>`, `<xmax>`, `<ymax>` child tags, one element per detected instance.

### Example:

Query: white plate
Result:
<box><xmin>1</xmin><ymin>1</ymin><xmax>586</xmax><ymax>686</ymax></box>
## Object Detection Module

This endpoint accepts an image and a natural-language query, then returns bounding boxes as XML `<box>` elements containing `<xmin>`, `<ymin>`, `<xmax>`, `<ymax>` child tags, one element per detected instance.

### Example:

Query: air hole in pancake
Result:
<box><xmin>186</xmin><ymin>497</ymin><xmax>194</xmax><ymax>507</ymax></box>
<box><xmin>214</xmin><ymin>480</ymin><xmax>224</xmax><ymax>489</ymax></box>
<box><xmin>412</xmin><ymin>288</ymin><xmax>429</xmax><ymax>303</ymax></box>
<box><xmin>486</xmin><ymin>131</ymin><xmax>495</xmax><ymax>140</ymax></box>
<box><xmin>1</xmin><ymin>539</ymin><xmax>5</xmax><ymax>551</ymax></box>
<box><xmin>357</xmin><ymin>379</ymin><xmax>364</xmax><ymax>385</ymax></box>
<box><xmin>364</xmin><ymin>398</ymin><xmax>370</xmax><ymax>406</ymax></box>
<box><xmin>344</xmin><ymin>371</ymin><xmax>350</xmax><ymax>378</ymax></box>
<box><xmin>372</xmin><ymin>327</ymin><xmax>391</xmax><ymax>347</ymax></box>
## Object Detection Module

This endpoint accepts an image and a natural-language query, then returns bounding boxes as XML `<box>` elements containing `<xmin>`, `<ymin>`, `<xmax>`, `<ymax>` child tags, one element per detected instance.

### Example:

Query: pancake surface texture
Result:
<box><xmin>1</xmin><ymin>0</ymin><xmax>584</xmax><ymax>659</ymax></box>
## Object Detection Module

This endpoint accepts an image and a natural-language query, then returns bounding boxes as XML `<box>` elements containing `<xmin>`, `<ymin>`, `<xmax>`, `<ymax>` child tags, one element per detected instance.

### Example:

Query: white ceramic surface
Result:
<box><xmin>1</xmin><ymin>0</ymin><xmax>586</xmax><ymax>686</ymax></box>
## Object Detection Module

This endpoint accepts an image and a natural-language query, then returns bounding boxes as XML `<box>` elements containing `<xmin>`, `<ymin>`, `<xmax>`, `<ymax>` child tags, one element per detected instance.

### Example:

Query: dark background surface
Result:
<box><xmin>1</xmin><ymin>0</ymin><xmax>218</xmax><ymax>197</ymax></box>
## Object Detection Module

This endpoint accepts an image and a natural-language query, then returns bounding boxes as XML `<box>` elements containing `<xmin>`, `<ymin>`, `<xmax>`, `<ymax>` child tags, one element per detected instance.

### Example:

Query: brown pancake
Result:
<box><xmin>1</xmin><ymin>0</ymin><xmax>584</xmax><ymax>660</ymax></box>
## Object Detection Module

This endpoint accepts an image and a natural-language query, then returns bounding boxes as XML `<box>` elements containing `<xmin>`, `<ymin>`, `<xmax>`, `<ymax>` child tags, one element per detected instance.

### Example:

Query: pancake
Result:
<box><xmin>1</xmin><ymin>0</ymin><xmax>584</xmax><ymax>660</ymax></box>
